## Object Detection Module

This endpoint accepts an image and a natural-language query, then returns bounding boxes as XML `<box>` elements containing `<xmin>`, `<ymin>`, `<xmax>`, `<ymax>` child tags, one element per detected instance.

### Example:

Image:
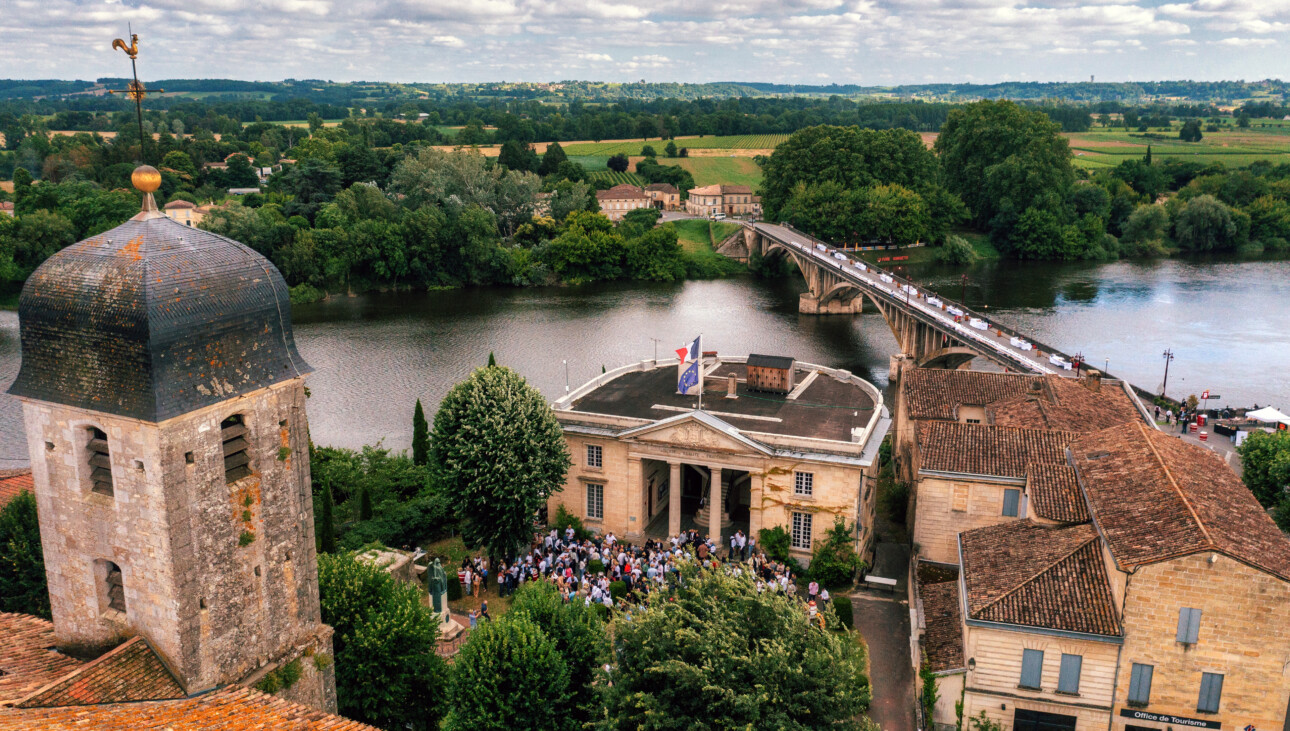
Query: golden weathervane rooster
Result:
<box><xmin>108</xmin><ymin>31</ymin><xmax>162</xmax><ymax>163</ymax></box>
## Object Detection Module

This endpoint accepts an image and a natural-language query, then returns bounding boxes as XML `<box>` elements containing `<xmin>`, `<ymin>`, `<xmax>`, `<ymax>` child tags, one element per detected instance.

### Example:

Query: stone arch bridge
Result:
<box><xmin>716</xmin><ymin>222</ymin><xmax>1090</xmax><ymax>377</ymax></box>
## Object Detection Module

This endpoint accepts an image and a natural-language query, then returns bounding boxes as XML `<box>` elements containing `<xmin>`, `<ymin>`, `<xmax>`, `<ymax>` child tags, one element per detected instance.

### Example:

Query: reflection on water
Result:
<box><xmin>0</xmin><ymin>254</ymin><xmax>1286</xmax><ymax>458</ymax></box>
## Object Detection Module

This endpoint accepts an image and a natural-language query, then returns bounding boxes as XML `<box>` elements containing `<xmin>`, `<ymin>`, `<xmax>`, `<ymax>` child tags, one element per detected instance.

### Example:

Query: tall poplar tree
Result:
<box><xmin>412</xmin><ymin>399</ymin><xmax>430</xmax><ymax>466</ymax></box>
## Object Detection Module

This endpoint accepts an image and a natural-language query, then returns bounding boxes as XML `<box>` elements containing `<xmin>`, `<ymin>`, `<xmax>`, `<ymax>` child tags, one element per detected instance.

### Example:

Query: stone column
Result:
<box><xmin>626</xmin><ymin>457</ymin><xmax>643</xmax><ymax>542</ymax></box>
<box><xmin>708</xmin><ymin>466</ymin><xmax>724</xmax><ymax>541</ymax></box>
<box><xmin>668</xmin><ymin>462</ymin><xmax>682</xmax><ymax>537</ymax></box>
<box><xmin>748</xmin><ymin>472</ymin><xmax>764</xmax><ymax>538</ymax></box>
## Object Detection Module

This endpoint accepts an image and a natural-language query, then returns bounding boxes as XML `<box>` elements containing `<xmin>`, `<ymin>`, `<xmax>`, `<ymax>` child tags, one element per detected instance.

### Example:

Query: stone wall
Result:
<box><xmin>964</xmin><ymin>623</ymin><xmax>1120</xmax><ymax>712</ymax></box>
<box><xmin>19</xmin><ymin>378</ymin><xmax>335</xmax><ymax>711</ymax></box>
<box><xmin>914</xmin><ymin>477</ymin><xmax>1025</xmax><ymax>564</ymax></box>
<box><xmin>1111</xmin><ymin>553</ymin><xmax>1290</xmax><ymax>729</ymax></box>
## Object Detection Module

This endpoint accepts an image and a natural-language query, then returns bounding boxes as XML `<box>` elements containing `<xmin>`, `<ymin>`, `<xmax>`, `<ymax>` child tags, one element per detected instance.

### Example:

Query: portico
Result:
<box><xmin>549</xmin><ymin>355</ymin><xmax>891</xmax><ymax>564</ymax></box>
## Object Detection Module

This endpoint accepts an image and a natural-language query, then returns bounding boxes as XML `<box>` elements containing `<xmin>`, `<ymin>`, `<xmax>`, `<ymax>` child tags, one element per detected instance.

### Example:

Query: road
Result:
<box><xmin>753</xmin><ymin>222</ymin><xmax>1089</xmax><ymax>379</ymax></box>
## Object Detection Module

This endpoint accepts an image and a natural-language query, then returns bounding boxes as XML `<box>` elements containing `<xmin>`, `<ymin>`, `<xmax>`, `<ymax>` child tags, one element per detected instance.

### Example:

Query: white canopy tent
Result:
<box><xmin>1245</xmin><ymin>406</ymin><xmax>1290</xmax><ymax>426</ymax></box>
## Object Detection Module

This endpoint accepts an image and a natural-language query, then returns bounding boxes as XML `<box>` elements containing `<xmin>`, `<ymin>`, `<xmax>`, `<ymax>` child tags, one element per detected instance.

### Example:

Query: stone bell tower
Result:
<box><xmin>7</xmin><ymin>166</ymin><xmax>336</xmax><ymax>711</ymax></box>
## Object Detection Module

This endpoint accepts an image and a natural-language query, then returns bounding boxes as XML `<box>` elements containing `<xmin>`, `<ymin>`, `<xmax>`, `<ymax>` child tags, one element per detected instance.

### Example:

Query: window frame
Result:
<box><xmin>1197</xmin><ymin>672</ymin><xmax>1223</xmax><ymax>713</ymax></box>
<box><xmin>221</xmin><ymin>414</ymin><xmax>252</xmax><ymax>484</ymax></box>
<box><xmin>585</xmin><ymin>482</ymin><xmax>604</xmax><ymax>521</ymax></box>
<box><xmin>1019</xmin><ymin>648</ymin><xmax>1044</xmax><ymax>690</ymax></box>
<box><xmin>586</xmin><ymin>443</ymin><xmax>603</xmax><ymax>469</ymax></box>
<box><xmin>86</xmin><ymin>426</ymin><xmax>114</xmax><ymax>497</ymax></box>
<box><xmin>793</xmin><ymin>471</ymin><xmax>814</xmax><ymax>497</ymax></box>
<box><xmin>1128</xmin><ymin>663</ymin><xmax>1153</xmax><ymax>706</ymax></box>
<box><xmin>1057</xmin><ymin>653</ymin><xmax>1082</xmax><ymax>694</ymax></box>
<box><xmin>790</xmin><ymin>512</ymin><xmax>813</xmax><ymax>550</ymax></box>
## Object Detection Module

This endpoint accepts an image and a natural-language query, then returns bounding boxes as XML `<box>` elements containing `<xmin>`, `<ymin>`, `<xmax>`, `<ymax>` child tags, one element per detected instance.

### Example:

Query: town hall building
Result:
<box><xmin>548</xmin><ymin>354</ymin><xmax>890</xmax><ymax>563</ymax></box>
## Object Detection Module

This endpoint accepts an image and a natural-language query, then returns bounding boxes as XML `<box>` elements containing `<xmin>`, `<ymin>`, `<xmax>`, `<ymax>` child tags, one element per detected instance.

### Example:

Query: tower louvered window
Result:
<box><xmin>87</xmin><ymin>427</ymin><xmax>113</xmax><ymax>496</ymax></box>
<box><xmin>222</xmin><ymin>415</ymin><xmax>252</xmax><ymax>483</ymax></box>
<box><xmin>105</xmin><ymin>561</ymin><xmax>126</xmax><ymax>613</ymax></box>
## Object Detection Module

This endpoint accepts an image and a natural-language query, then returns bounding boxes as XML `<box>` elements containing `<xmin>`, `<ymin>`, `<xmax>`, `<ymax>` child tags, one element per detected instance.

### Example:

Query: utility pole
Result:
<box><xmin>563</xmin><ymin>359</ymin><xmax>569</xmax><ymax>394</ymax></box>
<box><xmin>649</xmin><ymin>337</ymin><xmax>662</xmax><ymax>363</ymax></box>
<box><xmin>1161</xmin><ymin>349</ymin><xmax>1174</xmax><ymax>397</ymax></box>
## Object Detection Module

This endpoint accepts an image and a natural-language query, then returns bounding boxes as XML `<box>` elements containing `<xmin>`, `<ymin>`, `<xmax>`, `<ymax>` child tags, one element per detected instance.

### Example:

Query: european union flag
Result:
<box><xmin>679</xmin><ymin>360</ymin><xmax>699</xmax><ymax>394</ymax></box>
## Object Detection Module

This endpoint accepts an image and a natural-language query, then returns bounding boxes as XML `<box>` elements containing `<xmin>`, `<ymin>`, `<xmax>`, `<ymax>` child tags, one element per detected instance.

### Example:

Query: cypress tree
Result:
<box><xmin>412</xmin><ymin>399</ymin><xmax>429</xmax><ymax>466</ymax></box>
<box><xmin>1145</xmin><ymin>144</ymin><xmax>1152</xmax><ymax>165</ymax></box>
<box><xmin>359</xmin><ymin>484</ymin><xmax>374</xmax><ymax>521</ymax></box>
<box><xmin>319</xmin><ymin>481</ymin><xmax>337</xmax><ymax>554</ymax></box>
<box><xmin>487</xmin><ymin>351</ymin><xmax>497</xmax><ymax>367</ymax></box>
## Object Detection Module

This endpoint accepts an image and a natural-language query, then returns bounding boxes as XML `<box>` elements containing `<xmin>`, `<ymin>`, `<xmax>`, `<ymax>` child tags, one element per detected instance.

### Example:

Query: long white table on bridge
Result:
<box><xmin>751</xmin><ymin>223</ymin><xmax>1080</xmax><ymax>378</ymax></box>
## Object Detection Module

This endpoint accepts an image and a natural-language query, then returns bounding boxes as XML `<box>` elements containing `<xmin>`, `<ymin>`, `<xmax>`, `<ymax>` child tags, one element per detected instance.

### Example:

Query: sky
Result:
<box><xmin>3</xmin><ymin>0</ymin><xmax>1289</xmax><ymax>85</ymax></box>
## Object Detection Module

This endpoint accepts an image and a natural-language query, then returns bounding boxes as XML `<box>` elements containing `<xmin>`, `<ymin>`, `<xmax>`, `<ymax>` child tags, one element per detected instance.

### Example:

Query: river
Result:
<box><xmin>0</xmin><ymin>255</ymin><xmax>1284</xmax><ymax>461</ymax></box>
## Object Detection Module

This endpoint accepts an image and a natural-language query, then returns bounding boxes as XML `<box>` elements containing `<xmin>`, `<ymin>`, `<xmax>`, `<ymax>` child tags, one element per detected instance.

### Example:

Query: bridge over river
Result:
<box><xmin>720</xmin><ymin>222</ymin><xmax>1113</xmax><ymax>381</ymax></box>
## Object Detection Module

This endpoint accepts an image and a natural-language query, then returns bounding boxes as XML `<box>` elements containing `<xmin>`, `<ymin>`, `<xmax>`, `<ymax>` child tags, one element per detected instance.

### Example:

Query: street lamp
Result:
<box><xmin>563</xmin><ymin>359</ymin><xmax>569</xmax><ymax>393</ymax></box>
<box><xmin>1161</xmin><ymin>349</ymin><xmax>1174</xmax><ymax>397</ymax></box>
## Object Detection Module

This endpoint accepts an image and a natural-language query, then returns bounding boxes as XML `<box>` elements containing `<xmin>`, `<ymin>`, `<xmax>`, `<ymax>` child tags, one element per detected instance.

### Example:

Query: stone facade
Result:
<box><xmin>914</xmin><ymin>476</ymin><xmax>1025</xmax><ymax>564</ymax></box>
<box><xmin>684</xmin><ymin>184</ymin><xmax>761</xmax><ymax>218</ymax></box>
<box><xmin>596</xmin><ymin>185</ymin><xmax>652</xmax><ymax>221</ymax></box>
<box><xmin>1110</xmin><ymin>553</ymin><xmax>1290</xmax><ymax>730</ymax></box>
<box><xmin>19</xmin><ymin>378</ymin><xmax>336</xmax><ymax>709</ymax></box>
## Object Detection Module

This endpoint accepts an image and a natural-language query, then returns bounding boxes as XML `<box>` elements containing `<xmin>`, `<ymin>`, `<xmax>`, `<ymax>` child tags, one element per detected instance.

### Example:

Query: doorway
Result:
<box><xmin>1013</xmin><ymin>709</ymin><xmax>1076</xmax><ymax>731</ymax></box>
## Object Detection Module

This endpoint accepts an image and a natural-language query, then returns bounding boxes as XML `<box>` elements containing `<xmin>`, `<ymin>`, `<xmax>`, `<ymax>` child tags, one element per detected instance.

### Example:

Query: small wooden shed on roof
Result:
<box><xmin>746</xmin><ymin>354</ymin><xmax>795</xmax><ymax>394</ymax></box>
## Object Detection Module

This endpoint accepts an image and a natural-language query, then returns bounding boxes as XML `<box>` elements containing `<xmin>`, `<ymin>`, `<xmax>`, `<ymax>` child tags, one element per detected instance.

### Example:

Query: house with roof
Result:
<box><xmin>916</xmin><ymin>420</ymin><xmax>1290</xmax><ymax>731</ymax></box>
<box><xmin>0</xmin><ymin>200</ymin><xmax>14</xmax><ymax>217</ymax></box>
<box><xmin>161</xmin><ymin>199</ymin><xmax>206</xmax><ymax>227</ymax></box>
<box><xmin>683</xmin><ymin>184</ymin><xmax>761</xmax><ymax>218</ymax></box>
<box><xmin>896</xmin><ymin>369</ymin><xmax>1148</xmax><ymax>564</ymax></box>
<box><xmin>644</xmin><ymin>183</ymin><xmax>680</xmax><ymax>210</ymax></box>
<box><xmin>595</xmin><ymin>184</ymin><xmax>652</xmax><ymax>222</ymax></box>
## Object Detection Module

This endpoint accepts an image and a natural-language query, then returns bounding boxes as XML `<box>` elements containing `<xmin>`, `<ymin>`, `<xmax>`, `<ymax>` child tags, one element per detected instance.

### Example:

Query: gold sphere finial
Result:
<box><xmin>132</xmin><ymin>165</ymin><xmax>161</xmax><ymax>193</ymax></box>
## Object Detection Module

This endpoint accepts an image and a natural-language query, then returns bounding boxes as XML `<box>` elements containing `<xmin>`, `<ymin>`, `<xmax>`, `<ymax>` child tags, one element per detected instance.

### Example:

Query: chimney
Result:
<box><xmin>1084</xmin><ymin>372</ymin><xmax>1102</xmax><ymax>392</ymax></box>
<box><xmin>726</xmin><ymin>374</ymin><xmax>738</xmax><ymax>399</ymax></box>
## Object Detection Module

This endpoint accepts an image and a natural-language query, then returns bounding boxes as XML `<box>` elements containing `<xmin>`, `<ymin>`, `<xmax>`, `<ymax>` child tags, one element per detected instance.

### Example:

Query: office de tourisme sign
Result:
<box><xmin>1120</xmin><ymin>708</ymin><xmax>1222</xmax><ymax>729</ymax></box>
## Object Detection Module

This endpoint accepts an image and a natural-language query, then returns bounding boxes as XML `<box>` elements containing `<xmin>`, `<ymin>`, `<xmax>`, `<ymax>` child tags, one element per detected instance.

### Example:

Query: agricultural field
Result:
<box><xmin>1065</xmin><ymin>124</ymin><xmax>1290</xmax><ymax>169</ymax></box>
<box><xmin>666</xmin><ymin>157</ymin><xmax>762</xmax><ymax>188</ymax></box>
<box><xmin>562</xmin><ymin>134</ymin><xmax>788</xmax><ymax>156</ymax></box>
<box><xmin>566</xmin><ymin>155</ymin><xmax>609</xmax><ymax>171</ymax></box>
<box><xmin>588</xmin><ymin>170</ymin><xmax>646</xmax><ymax>187</ymax></box>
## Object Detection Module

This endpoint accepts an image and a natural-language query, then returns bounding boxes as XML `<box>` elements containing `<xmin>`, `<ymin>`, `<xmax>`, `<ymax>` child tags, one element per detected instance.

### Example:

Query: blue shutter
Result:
<box><xmin>1058</xmin><ymin>654</ymin><xmax>1082</xmax><ymax>693</ymax></box>
<box><xmin>1177</xmin><ymin>607</ymin><xmax>1202</xmax><ymax>643</ymax></box>
<box><xmin>1128</xmin><ymin>663</ymin><xmax>1153</xmax><ymax>704</ymax></box>
<box><xmin>1020</xmin><ymin>649</ymin><xmax>1043</xmax><ymax>689</ymax></box>
<box><xmin>1003</xmin><ymin>489</ymin><xmax>1020</xmax><ymax>517</ymax></box>
<box><xmin>1198</xmin><ymin>672</ymin><xmax>1223</xmax><ymax>713</ymax></box>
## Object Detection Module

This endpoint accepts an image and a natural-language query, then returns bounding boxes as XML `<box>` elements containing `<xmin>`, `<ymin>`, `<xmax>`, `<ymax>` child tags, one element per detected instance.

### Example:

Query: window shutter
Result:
<box><xmin>1198</xmin><ymin>672</ymin><xmax>1223</xmax><ymax>713</ymax></box>
<box><xmin>1057</xmin><ymin>654</ymin><xmax>1082</xmax><ymax>693</ymax></box>
<box><xmin>1129</xmin><ymin>663</ymin><xmax>1153</xmax><ymax>704</ymax></box>
<box><xmin>1177</xmin><ymin>607</ymin><xmax>1201</xmax><ymax>643</ymax></box>
<box><xmin>1020</xmin><ymin>649</ymin><xmax>1043</xmax><ymax>689</ymax></box>
<box><xmin>1003</xmin><ymin>489</ymin><xmax>1020</xmax><ymax>517</ymax></box>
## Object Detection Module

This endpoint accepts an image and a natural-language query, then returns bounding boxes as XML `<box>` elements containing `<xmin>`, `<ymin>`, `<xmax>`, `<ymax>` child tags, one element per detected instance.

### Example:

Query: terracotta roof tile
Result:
<box><xmin>1072</xmin><ymin>422</ymin><xmax>1290</xmax><ymax>581</ymax></box>
<box><xmin>644</xmin><ymin>183</ymin><xmax>678</xmax><ymax>193</ymax></box>
<box><xmin>917</xmin><ymin>422</ymin><xmax>1073</xmax><ymax>479</ymax></box>
<box><xmin>959</xmin><ymin>521</ymin><xmax>1121</xmax><ymax>636</ymax></box>
<box><xmin>0</xmin><ymin>686</ymin><xmax>378</xmax><ymax>729</ymax></box>
<box><xmin>1026</xmin><ymin>464</ymin><xmax>1088</xmax><ymax>523</ymax></box>
<box><xmin>904</xmin><ymin>369</ymin><xmax>1142</xmax><ymax>432</ymax></box>
<box><xmin>0</xmin><ymin>614</ymin><xmax>83</xmax><ymax>704</ymax></box>
<box><xmin>0</xmin><ymin>470</ymin><xmax>33</xmax><ymax>509</ymax></box>
<box><xmin>595</xmin><ymin>184</ymin><xmax>648</xmax><ymax>200</ymax></box>
<box><xmin>17</xmin><ymin>636</ymin><xmax>184</xmax><ymax>708</ymax></box>
<box><xmin>917</xmin><ymin>574</ymin><xmax>964</xmax><ymax>673</ymax></box>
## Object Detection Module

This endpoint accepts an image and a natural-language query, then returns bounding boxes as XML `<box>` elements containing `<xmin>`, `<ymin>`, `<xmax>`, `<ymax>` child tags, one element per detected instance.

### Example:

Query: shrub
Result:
<box><xmin>934</xmin><ymin>234</ymin><xmax>978</xmax><ymax>266</ymax></box>
<box><xmin>759</xmin><ymin>526</ymin><xmax>792</xmax><ymax>563</ymax></box>
<box><xmin>608</xmin><ymin>580</ymin><xmax>627</xmax><ymax>601</ymax></box>
<box><xmin>586</xmin><ymin>559</ymin><xmax>606</xmax><ymax>575</ymax></box>
<box><xmin>238</xmin><ymin>530</ymin><xmax>255</xmax><ymax>547</ymax></box>
<box><xmin>551</xmin><ymin>504</ymin><xmax>591</xmax><ymax>542</ymax></box>
<box><xmin>832</xmin><ymin>596</ymin><xmax>854</xmax><ymax>630</ymax></box>
<box><xmin>809</xmin><ymin>518</ymin><xmax>863</xmax><ymax>589</ymax></box>
<box><xmin>1273</xmin><ymin>497</ymin><xmax>1290</xmax><ymax>533</ymax></box>
<box><xmin>881</xmin><ymin>476</ymin><xmax>910</xmax><ymax>526</ymax></box>
<box><xmin>0</xmin><ymin>490</ymin><xmax>49</xmax><ymax>619</ymax></box>
<box><xmin>447</xmin><ymin>570</ymin><xmax>464</xmax><ymax>601</ymax></box>
<box><xmin>446</xmin><ymin>614</ymin><xmax>571</xmax><ymax>731</ymax></box>
<box><xmin>255</xmin><ymin>658</ymin><xmax>303</xmax><ymax>694</ymax></box>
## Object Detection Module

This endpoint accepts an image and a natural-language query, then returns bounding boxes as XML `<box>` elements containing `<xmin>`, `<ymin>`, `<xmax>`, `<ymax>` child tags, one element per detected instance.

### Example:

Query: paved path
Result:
<box><xmin>853</xmin><ymin>593</ymin><xmax>916</xmax><ymax>731</ymax></box>
<box><xmin>753</xmin><ymin>222</ymin><xmax>1091</xmax><ymax>379</ymax></box>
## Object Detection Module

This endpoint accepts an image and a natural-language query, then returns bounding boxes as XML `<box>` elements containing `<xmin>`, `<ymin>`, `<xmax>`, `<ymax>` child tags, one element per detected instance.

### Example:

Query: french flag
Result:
<box><xmin>676</xmin><ymin>337</ymin><xmax>700</xmax><ymax>364</ymax></box>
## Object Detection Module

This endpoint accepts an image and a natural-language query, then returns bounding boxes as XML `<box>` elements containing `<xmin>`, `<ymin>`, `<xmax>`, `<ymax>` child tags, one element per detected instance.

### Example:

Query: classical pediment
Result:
<box><xmin>621</xmin><ymin>411</ymin><xmax>769</xmax><ymax>455</ymax></box>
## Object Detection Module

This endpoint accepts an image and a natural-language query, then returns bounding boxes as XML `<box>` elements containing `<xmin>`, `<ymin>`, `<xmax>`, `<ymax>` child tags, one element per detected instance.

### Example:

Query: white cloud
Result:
<box><xmin>1214</xmin><ymin>36</ymin><xmax>1277</xmax><ymax>45</ymax></box>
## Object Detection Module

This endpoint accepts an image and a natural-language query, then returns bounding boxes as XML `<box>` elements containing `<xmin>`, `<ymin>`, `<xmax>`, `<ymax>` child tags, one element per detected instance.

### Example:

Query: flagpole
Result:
<box><xmin>697</xmin><ymin>333</ymin><xmax>704</xmax><ymax>412</ymax></box>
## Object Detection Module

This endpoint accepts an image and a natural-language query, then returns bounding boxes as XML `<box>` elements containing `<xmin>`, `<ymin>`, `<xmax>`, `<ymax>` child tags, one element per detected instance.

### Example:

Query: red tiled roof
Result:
<box><xmin>1026</xmin><ymin>464</ymin><xmax>1088</xmax><ymax>523</ymax></box>
<box><xmin>645</xmin><ymin>183</ymin><xmax>678</xmax><ymax>193</ymax></box>
<box><xmin>0</xmin><ymin>614</ymin><xmax>84</xmax><ymax>704</ymax></box>
<box><xmin>904</xmin><ymin>369</ymin><xmax>1142</xmax><ymax>432</ymax></box>
<box><xmin>1072</xmin><ymin>422</ymin><xmax>1290</xmax><ymax>581</ymax></box>
<box><xmin>0</xmin><ymin>686</ymin><xmax>378</xmax><ymax>729</ymax></box>
<box><xmin>17</xmin><ymin>637</ymin><xmax>184</xmax><ymax>708</ymax></box>
<box><xmin>918</xmin><ymin>574</ymin><xmax>964</xmax><ymax>673</ymax></box>
<box><xmin>0</xmin><ymin>469</ymin><xmax>33</xmax><ymax>509</ymax></box>
<box><xmin>595</xmin><ymin>184</ymin><xmax>647</xmax><ymax>200</ymax></box>
<box><xmin>917</xmin><ymin>422</ymin><xmax>1073</xmax><ymax>479</ymax></box>
<box><xmin>0</xmin><ymin>201</ymin><xmax>14</xmax><ymax>212</ymax></box>
<box><xmin>163</xmin><ymin>200</ymin><xmax>196</xmax><ymax>210</ymax></box>
<box><xmin>959</xmin><ymin>521</ymin><xmax>1122</xmax><ymax>636</ymax></box>
<box><xmin>721</xmin><ymin>184</ymin><xmax>754</xmax><ymax>194</ymax></box>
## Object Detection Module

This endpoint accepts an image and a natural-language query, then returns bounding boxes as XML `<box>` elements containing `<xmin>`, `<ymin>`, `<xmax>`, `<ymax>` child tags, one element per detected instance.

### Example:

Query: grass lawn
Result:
<box><xmin>1066</xmin><ymin>125</ymin><xmax>1290</xmax><ymax>168</ymax></box>
<box><xmin>568</xmin><ymin>155</ymin><xmax>609</xmax><ymax>171</ymax></box>
<box><xmin>669</xmin><ymin>157</ymin><xmax>763</xmax><ymax>188</ymax></box>
<box><xmin>563</xmin><ymin>134</ymin><xmax>787</xmax><ymax>157</ymax></box>
<box><xmin>852</xmin><ymin>230</ymin><xmax>998</xmax><ymax>268</ymax></box>
<box><xmin>669</xmin><ymin>219</ymin><xmax>742</xmax><ymax>253</ymax></box>
<box><xmin>423</xmin><ymin>535</ymin><xmax>515</xmax><ymax>619</ymax></box>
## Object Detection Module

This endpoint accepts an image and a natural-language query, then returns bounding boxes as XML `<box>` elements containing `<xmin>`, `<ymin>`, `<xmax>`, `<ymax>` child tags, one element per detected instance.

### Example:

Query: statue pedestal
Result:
<box><xmin>439</xmin><ymin>616</ymin><xmax>465</xmax><ymax>641</ymax></box>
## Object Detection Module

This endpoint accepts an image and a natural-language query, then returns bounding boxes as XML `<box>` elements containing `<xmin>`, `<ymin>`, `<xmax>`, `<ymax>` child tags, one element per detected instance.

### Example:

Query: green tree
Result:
<box><xmin>318</xmin><ymin>551</ymin><xmax>447</xmax><ymax>730</ymax></box>
<box><xmin>13</xmin><ymin>209</ymin><xmax>76</xmax><ymax>274</ymax></box>
<box><xmin>499</xmin><ymin>140</ymin><xmax>539</xmax><ymax>173</ymax></box>
<box><xmin>665</xmin><ymin>140</ymin><xmax>678</xmax><ymax>158</ymax></box>
<box><xmin>307</xmin><ymin>112</ymin><xmax>325</xmax><ymax>132</ymax></box>
<box><xmin>431</xmin><ymin>365</ymin><xmax>571</xmax><ymax>560</ymax></box>
<box><xmin>446</xmin><ymin>613</ymin><xmax>572</xmax><ymax>731</ymax></box>
<box><xmin>607</xmin><ymin>153</ymin><xmax>630</xmax><ymax>173</ymax></box>
<box><xmin>0</xmin><ymin>490</ymin><xmax>49</xmax><ymax>620</ymax></box>
<box><xmin>1180</xmin><ymin>119</ymin><xmax>1204</xmax><ymax>142</ymax></box>
<box><xmin>1173</xmin><ymin>194</ymin><xmax>1238</xmax><ymax>252</ymax></box>
<box><xmin>1236</xmin><ymin>429</ymin><xmax>1290</xmax><ymax>508</ymax></box>
<box><xmin>602</xmin><ymin>568</ymin><xmax>870</xmax><ymax>730</ymax></box>
<box><xmin>272</xmin><ymin>158</ymin><xmax>342</xmax><ymax>222</ymax></box>
<box><xmin>225</xmin><ymin>154</ymin><xmax>260</xmax><ymax>188</ymax></box>
<box><xmin>641</xmin><ymin>145</ymin><xmax>657</xmax><ymax>158</ymax></box>
<box><xmin>412</xmin><ymin>399</ymin><xmax>430</xmax><ymax>466</ymax></box>
<box><xmin>809</xmin><ymin>518</ymin><xmax>864</xmax><ymax>589</ymax></box>
<box><xmin>1119</xmin><ymin>204</ymin><xmax>1170</xmax><ymax>256</ymax></box>
<box><xmin>508</xmin><ymin>581</ymin><xmax>608</xmax><ymax>725</ymax></box>
<box><xmin>359</xmin><ymin>484</ymin><xmax>374</xmax><ymax>521</ymax></box>
<box><xmin>539</xmin><ymin>141</ymin><xmax>568</xmax><ymax>177</ymax></box>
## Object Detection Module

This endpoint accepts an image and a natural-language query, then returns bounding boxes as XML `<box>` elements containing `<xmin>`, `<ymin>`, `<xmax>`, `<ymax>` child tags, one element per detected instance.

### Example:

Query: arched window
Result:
<box><xmin>221</xmin><ymin>415</ymin><xmax>252</xmax><ymax>483</ymax></box>
<box><xmin>87</xmin><ymin>427</ymin><xmax>113</xmax><ymax>496</ymax></box>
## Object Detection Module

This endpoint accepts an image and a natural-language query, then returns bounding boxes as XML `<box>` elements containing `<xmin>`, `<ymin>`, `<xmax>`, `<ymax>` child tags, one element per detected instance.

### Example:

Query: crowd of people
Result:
<box><xmin>456</xmin><ymin>527</ymin><xmax>826</xmax><ymax>614</ymax></box>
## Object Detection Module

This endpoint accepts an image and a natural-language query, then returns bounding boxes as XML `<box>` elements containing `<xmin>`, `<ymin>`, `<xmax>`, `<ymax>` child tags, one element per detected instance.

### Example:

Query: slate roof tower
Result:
<box><xmin>7</xmin><ymin>167</ymin><xmax>336</xmax><ymax>711</ymax></box>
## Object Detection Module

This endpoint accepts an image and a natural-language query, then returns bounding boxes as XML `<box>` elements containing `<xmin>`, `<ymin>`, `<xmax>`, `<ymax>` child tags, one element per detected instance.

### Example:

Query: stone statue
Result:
<box><xmin>429</xmin><ymin>558</ymin><xmax>447</xmax><ymax>617</ymax></box>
